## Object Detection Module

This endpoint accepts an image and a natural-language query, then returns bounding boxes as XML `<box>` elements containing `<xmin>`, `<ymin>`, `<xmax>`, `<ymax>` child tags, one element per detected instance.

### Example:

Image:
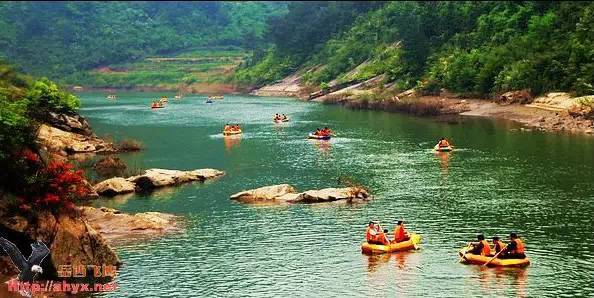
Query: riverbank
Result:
<box><xmin>249</xmin><ymin>75</ymin><xmax>594</xmax><ymax>134</ymax></box>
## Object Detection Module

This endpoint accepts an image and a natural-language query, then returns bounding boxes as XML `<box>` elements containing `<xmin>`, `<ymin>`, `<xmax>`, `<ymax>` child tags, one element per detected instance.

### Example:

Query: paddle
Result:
<box><xmin>458</xmin><ymin>243</ymin><xmax>472</xmax><ymax>262</ymax></box>
<box><xmin>482</xmin><ymin>245</ymin><xmax>507</xmax><ymax>267</ymax></box>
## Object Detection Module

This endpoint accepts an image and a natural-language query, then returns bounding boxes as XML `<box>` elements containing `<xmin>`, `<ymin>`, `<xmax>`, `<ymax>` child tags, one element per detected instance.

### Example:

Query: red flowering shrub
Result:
<box><xmin>11</xmin><ymin>150</ymin><xmax>90</xmax><ymax>213</ymax></box>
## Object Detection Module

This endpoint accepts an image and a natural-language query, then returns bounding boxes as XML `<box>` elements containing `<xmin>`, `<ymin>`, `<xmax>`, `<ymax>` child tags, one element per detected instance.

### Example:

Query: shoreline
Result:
<box><xmin>321</xmin><ymin>96</ymin><xmax>594</xmax><ymax>135</ymax></box>
<box><xmin>248</xmin><ymin>81</ymin><xmax>594</xmax><ymax>135</ymax></box>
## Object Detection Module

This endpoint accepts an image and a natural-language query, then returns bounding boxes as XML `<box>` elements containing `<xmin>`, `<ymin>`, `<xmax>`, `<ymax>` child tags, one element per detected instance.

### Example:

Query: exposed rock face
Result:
<box><xmin>230</xmin><ymin>184</ymin><xmax>371</xmax><ymax>204</ymax></box>
<box><xmin>251</xmin><ymin>72</ymin><xmax>305</xmax><ymax>98</ymax></box>
<box><xmin>0</xmin><ymin>204</ymin><xmax>120</xmax><ymax>281</ymax></box>
<box><xmin>93</xmin><ymin>177</ymin><xmax>136</xmax><ymax>196</ymax></box>
<box><xmin>80</xmin><ymin>207</ymin><xmax>183</xmax><ymax>245</ymax></box>
<box><xmin>37</xmin><ymin>124</ymin><xmax>117</xmax><ymax>155</ymax></box>
<box><xmin>230</xmin><ymin>184</ymin><xmax>297</xmax><ymax>202</ymax></box>
<box><xmin>47</xmin><ymin>112</ymin><xmax>93</xmax><ymax>136</ymax></box>
<box><xmin>94</xmin><ymin>168</ymin><xmax>225</xmax><ymax>196</ymax></box>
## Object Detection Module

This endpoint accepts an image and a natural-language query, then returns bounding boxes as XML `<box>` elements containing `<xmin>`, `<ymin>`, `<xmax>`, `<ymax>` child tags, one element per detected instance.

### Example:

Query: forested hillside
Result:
<box><xmin>0</xmin><ymin>2</ymin><xmax>286</xmax><ymax>80</ymax></box>
<box><xmin>236</xmin><ymin>1</ymin><xmax>594</xmax><ymax>97</ymax></box>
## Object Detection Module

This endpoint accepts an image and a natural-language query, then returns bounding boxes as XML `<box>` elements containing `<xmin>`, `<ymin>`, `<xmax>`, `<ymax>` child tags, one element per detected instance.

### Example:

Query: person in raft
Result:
<box><xmin>365</xmin><ymin>222</ymin><xmax>390</xmax><ymax>245</ymax></box>
<box><xmin>282</xmin><ymin>114</ymin><xmax>288</xmax><ymax>120</ymax></box>
<box><xmin>437</xmin><ymin>137</ymin><xmax>450</xmax><ymax>148</ymax></box>
<box><xmin>467</xmin><ymin>234</ymin><xmax>491</xmax><ymax>256</ymax></box>
<box><xmin>492</xmin><ymin>236</ymin><xmax>506</xmax><ymax>254</ymax></box>
<box><xmin>499</xmin><ymin>233</ymin><xmax>526</xmax><ymax>259</ymax></box>
<box><xmin>392</xmin><ymin>220</ymin><xmax>410</xmax><ymax>243</ymax></box>
<box><xmin>274</xmin><ymin>114</ymin><xmax>280</xmax><ymax>120</ymax></box>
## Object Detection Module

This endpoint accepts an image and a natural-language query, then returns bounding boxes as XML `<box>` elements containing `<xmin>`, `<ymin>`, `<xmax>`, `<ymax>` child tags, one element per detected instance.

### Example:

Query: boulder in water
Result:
<box><xmin>230</xmin><ymin>185</ymin><xmax>371</xmax><ymax>204</ymax></box>
<box><xmin>93</xmin><ymin>177</ymin><xmax>136</xmax><ymax>196</ymax></box>
<box><xmin>127</xmin><ymin>168</ymin><xmax>225</xmax><ymax>191</ymax></box>
<box><xmin>230</xmin><ymin>184</ymin><xmax>297</xmax><ymax>202</ymax></box>
<box><xmin>293</xmin><ymin>187</ymin><xmax>370</xmax><ymax>203</ymax></box>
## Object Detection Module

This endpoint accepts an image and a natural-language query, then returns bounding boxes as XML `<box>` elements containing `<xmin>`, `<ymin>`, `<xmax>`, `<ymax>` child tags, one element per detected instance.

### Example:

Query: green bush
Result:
<box><xmin>26</xmin><ymin>79</ymin><xmax>80</xmax><ymax>118</ymax></box>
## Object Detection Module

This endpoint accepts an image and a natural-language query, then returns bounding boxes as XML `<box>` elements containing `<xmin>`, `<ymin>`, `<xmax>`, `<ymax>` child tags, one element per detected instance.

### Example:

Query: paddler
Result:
<box><xmin>392</xmin><ymin>220</ymin><xmax>410</xmax><ymax>243</ymax></box>
<box><xmin>365</xmin><ymin>222</ymin><xmax>378</xmax><ymax>243</ymax></box>
<box><xmin>492</xmin><ymin>236</ymin><xmax>506</xmax><ymax>254</ymax></box>
<box><xmin>379</xmin><ymin>229</ymin><xmax>390</xmax><ymax>245</ymax></box>
<box><xmin>466</xmin><ymin>234</ymin><xmax>491</xmax><ymax>256</ymax></box>
<box><xmin>500</xmin><ymin>233</ymin><xmax>526</xmax><ymax>259</ymax></box>
<box><xmin>366</xmin><ymin>222</ymin><xmax>389</xmax><ymax>245</ymax></box>
<box><xmin>437</xmin><ymin>137</ymin><xmax>450</xmax><ymax>148</ymax></box>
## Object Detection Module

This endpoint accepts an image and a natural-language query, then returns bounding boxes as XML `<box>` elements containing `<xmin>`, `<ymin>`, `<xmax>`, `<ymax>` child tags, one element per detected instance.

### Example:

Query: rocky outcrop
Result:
<box><xmin>229</xmin><ymin>184</ymin><xmax>297</xmax><ymax>203</ymax></box>
<box><xmin>230</xmin><ymin>184</ymin><xmax>371</xmax><ymax>204</ymax></box>
<box><xmin>293</xmin><ymin>187</ymin><xmax>370</xmax><ymax>203</ymax></box>
<box><xmin>80</xmin><ymin>207</ymin><xmax>183</xmax><ymax>245</ymax></box>
<box><xmin>93</xmin><ymin>177</ymin><xmax>136</xmax><ymax>196</ymax></box>
<box><xmin>37</xmin><ymin>124</ymin><xmax>117</xmax><ymax>155</ymax></box>
<box><xmin>0</xmin><ymin>204</ymin><xmax>120</xmax><ymax>281</ymax></box>
<box><xmin>94</xmin><ymin>168</ymin><xmax>225</xmax><ymax>196</ymax></box>
<box><xmin>46</xmin><ymin>112</ymin><xmax>93</xmax><ymax>136</ymax></box>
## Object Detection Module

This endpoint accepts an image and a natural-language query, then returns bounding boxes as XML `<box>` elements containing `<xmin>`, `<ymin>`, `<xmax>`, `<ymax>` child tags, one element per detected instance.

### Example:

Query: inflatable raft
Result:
<box><xmin>308</xmin><ymin>133</ymin><xmax>331</xmax><ymax>140</ymax></box>
<box><xmin>223</xmin><ymin>130</ymin><xmax>242</xmax><ymax>136</ymax></box>
<box><xmin>361</xmin><ymin>233</ymin><xmax>422</xmax><ymax>254</ymax></box>
<box><xmin>434</xmin><ymin>144</ymin><xmax>453</xmax><ymax>152</ymax></box>
<box><xmin>458</xmin><ymin>248</ymin><xmax>530</xmax><ymax>267</ymax></box>
<box><xmin>274</xmin><ymin>118</ymin><xmax>289</xmax><ymax>123</ymax></box>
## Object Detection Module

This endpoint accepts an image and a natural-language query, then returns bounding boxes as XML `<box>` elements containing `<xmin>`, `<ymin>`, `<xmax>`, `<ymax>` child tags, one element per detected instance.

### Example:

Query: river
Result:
<box><xmin>79</xmin><ymin>92</ymin><xmax>594</xmax><ymax>297</ymax></box>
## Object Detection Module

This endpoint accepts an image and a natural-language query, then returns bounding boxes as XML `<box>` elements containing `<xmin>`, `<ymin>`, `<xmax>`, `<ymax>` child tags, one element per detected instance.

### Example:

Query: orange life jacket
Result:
<box><xmin>393</xmin><ymin>225</ymin><xmax>406</xmax><ymax>242</ymax></box>
<box><xmin>365</xmin><ymin>227</ymin><xmax>374</xmax><ymax>242</ymax></box>
<box><xmin>377</xmin><ymin>232</ymin><xmax>390</xmax><ymax>245</ymax></box>
<box><xmin>493</xmin><ymin>240</ymin><xmax>506</xmax><ymax>253</ymax></box>
<box><xmin>480</xmin><ymin>240</ymin><xmax>491</xmax><ymax>256</ymax></box>
<box><xmin>510</xmin><ymin>239</ymin><xmax>525</xmax><ymax>254</ymax></box>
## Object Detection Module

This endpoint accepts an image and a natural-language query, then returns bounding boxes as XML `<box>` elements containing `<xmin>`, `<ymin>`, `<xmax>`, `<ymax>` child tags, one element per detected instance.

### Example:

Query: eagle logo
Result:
<box><xmin>1</xmin><ymin>236</ymin><xmax>50</xmax><ymax>297</ymax></box>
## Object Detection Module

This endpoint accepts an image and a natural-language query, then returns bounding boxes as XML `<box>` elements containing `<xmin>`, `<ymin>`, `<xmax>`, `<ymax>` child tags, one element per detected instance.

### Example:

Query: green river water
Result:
<box><xmin>79</xmin><ymin>92</ymin><xmax>594</xmax><ymax>297</ymax></box>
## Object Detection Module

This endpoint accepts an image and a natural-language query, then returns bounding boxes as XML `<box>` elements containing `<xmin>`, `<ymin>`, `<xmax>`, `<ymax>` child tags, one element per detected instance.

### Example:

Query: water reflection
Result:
<box><xmin>365</xmin><ymin>251</ymin><xmax>419</xmax><ymax>273</ymax></box>
<box><xmin>366</xmin><ymin>253</ymin><xmax>392</xmax><ymax>273</ymax></box>
<box><xmin>470</xmin><ymin>265</ymin><xmax>528</xmax><ymax>297</ymax></box>
<box><xmin>309</xmin><ymin>139</ymin><xmax>332</xmax><ymax>154</ymax></box>
<box><xmin>434</xmin><ymin>151</ymin><xmax>451</xmax><ymax>174</ymax></box>
<box><xmin>223</xmin><ymin>135</ymin><xmax>241</xmax><ymax>151</ymax></box>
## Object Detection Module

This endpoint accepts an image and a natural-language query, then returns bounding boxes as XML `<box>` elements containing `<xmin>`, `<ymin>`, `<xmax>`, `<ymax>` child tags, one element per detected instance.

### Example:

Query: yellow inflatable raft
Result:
<box><xmin>361</xmin><ymin>233</ymin><xmax>422</xmax><ymax>254</ymax></box>
<box><xmin>458</xmin><ymin>248</ymin><xmax>530</xmax><ymax>267</ymax></box>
